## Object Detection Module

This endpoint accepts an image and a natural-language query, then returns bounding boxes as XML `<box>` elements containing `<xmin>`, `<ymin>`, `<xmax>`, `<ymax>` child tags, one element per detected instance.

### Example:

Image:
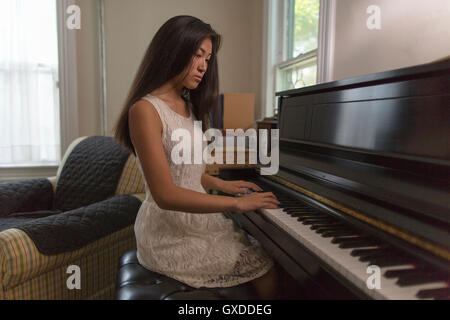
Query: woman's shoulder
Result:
<box><xmin>134</xmin><ymin>93</ymin><xmax>154</xmax><ymax>107</ymax></box>
<box><xmin>129</xmin><ymin>96</ymin><xmax>164</xmax><ymax>129</ymax></box>
<box><xmin>131</xmin><ymin>94</ymin><xmax>160</xmax><ymax>114</ymax></box>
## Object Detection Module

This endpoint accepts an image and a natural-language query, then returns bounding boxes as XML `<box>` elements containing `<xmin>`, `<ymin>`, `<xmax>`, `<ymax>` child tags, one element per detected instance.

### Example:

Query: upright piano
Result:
<box><xmin>222</xmin><ymin>59</ymin><xmax>450</xmax><ymax>299</ymax></box>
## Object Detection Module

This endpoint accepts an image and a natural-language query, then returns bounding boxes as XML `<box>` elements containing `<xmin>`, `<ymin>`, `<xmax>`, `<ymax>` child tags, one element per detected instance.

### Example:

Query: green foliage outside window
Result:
<box><xmin>293</xmin><ymin>0</ymin><xmax>320</xmax><ymax>57</ymax></box>
<box><xmin>279</xmin><ymin>0</ymin><xmax>320</xmax><ymax>91</ymax></box>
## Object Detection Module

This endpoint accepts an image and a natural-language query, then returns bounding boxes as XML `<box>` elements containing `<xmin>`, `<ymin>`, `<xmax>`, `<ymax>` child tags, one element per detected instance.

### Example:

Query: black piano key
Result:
<box><xmin>280</xmin><ymin>204</ymin><xmax>307</xmax><ymax>208</ymax></box>
<box><xmin>351</xmin><ymin>247</ymin><xmax>386</xmax><ymax>257</ymax></box>
<box><xmin>290</xmin><ymin>213</ymin><xmax>322</xmax><ymax>219</ymax></box>
<box><xmin>296</xmin><ymin>214</ymin><xmax>331</xmax><ymax>220</ymax></box>
<box><xmin>311</xmin><ymin>223</ymin><xmax>347</xmax><ymax>231</ymax></box>
<box><xmin>301</xmin><ymin>218</ymin><xmax>337</xmax><ymax>225</ymax></box>
<box><xmin>286</xmin><ymin>210</ymin><xmax>318</xmax><ymax>214</ymax></box>
<box><xmin>321</xmin><ymin>230</ymin><xmax>358</xmax><ymax>238</ymax></box>
<box><xmin>280</xmin><ymin>202</ymin><xmax>311</xmax><ymax>207</ymax></box>
<box><xmin>284</xmin><ymin>211</ymin><xmax>318</xmax><ymax>216</ymax></box>
<box><xmin>358</xmin><ymin>251</ymin><xmax>386</xmax><ymax>262</ymax></box>
<box><xmin>396</xmin><ymin>270</ymin><xmax>449</xmax><ymax>287</ymax></box>
<box><xmin>367</xmin><ymin>255</ymin><xmax>413</xmax><ymax>268</ymax></box>
<box><xmin>285</xmin><ymin>212</ymin><xmax>299</xmax><ymax>218</ymax></box>
<box><xmin>315</xmin><ymin>226</ymin><xmax>354</xmax><ymax>233</ymax></box>
<box><xmin>331</xmin><ymin>235</ymin><xmax>369</xmax><ymax>244</ymax></box>
<box><xmin>284</xmin><ymin>207</ymin><xmax>317</xmax><ymax>213</ymax></box>
<box><xmin>331</xmin><ymin>235</ymin><xmax>378</xmax><ymax>249</ymax></box>
<box><xmin>296</xmin><ymin>216</ymin><xmax>330</xmax><ymax>222</ymax></box>
<box><xmin>339</xmin><ymin>239</ymin><xmax>378</xmax><ymax>249</ymax></box>
<box><xmin>384</xmin><ymin>267</ymin><xmax>423</xmax><ymax>279</ymax></box>
<box><xmin>416</xmin><ymin>287</ymin><xmax>450</xmax><ymax>299</ymax></box>
<box><xmin>280</xmin><ymin>202</ymin><xmax>310</xmax><ymax>206</ymax></box>
<box><xmin>355</xmin><ymin>245</ymin><xmax>393</xmax><ymax>260</ymax></box>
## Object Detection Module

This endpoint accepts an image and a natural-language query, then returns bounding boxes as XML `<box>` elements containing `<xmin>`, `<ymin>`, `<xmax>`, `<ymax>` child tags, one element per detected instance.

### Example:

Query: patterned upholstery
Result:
<box><xmin>0</xmin><ymin>136</ymin><xmax>146</xmax><ymax>300</ymax></box>
<box><xmin>0</xmin><ymin>226</ymin><xmax>136</xmax><ymax>299</ymax></box>
<box><xmin>115</xmin><ymin>155</ymin><xmax>145</xmax><ymax>195</ymax></box>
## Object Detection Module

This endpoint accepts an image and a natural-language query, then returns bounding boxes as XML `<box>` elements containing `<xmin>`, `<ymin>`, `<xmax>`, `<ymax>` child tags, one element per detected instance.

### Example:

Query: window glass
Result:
<box><xmin>291</xmin><ymin>0</ymin><xmax>320</xmax><ymax>58</ymax></box>
<box><xmin>0</xmin><ymin>0</ymin><xmax>60</xmax><ymax>166</ymax></box>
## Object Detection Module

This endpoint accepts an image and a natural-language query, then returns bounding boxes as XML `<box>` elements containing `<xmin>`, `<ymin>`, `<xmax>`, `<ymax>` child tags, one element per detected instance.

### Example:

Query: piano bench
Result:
<box><xmin>115</xmin><ymin>250</ymin><xmax>259</xmax><ymax>300</ymax></box>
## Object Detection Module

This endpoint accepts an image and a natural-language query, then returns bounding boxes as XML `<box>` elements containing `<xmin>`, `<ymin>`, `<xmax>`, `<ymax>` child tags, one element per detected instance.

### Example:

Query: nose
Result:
<box><xmin>198</xmin><ymin>58</ymin><xmax>207</xmax><ymax>72</ymax></box>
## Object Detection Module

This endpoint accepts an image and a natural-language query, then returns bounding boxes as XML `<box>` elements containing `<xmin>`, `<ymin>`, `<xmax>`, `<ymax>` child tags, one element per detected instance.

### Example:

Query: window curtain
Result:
<box><xmin>0</xmin><ymin>0</ymin><xmax>60</xmax><ymax>166</ymax></box>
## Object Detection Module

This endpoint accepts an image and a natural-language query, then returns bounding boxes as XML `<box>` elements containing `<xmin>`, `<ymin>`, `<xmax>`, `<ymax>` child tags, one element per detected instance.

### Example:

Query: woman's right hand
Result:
<box><xmin>233</xmin><ymin>192</ymin><xmax>280</xmax><ymax>214</ymax></box>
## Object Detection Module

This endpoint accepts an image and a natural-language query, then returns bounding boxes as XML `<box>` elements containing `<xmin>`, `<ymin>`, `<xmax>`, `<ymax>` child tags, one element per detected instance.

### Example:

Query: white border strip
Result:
<box><xmin>57</xmin><ymin>0</ymin><xmax>79</xmax><ymax>156</ymax></box>
<box><xmin>98</xmin><ymin>0</ymin><xmax>108</xmax><ymax>136</ymax></box>
<box><xmin>317</xmin><ymin>0</ymin><xmax>336</xmax><ymax>83</ymax></box>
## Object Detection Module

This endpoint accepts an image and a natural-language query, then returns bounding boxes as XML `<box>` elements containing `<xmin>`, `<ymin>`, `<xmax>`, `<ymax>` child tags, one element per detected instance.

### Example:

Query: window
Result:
<box><xmin>277</xmin><ymin>0</ymin><xmax>320</xmax><ymax>92</ymax></box>
<box><xmin>0</xmin><ymin>0</ymin><xmax>61</xmax><ymax>166</ymax></box>
<box><xmin>263</xmin><ymin>0</ymin><xmax>335</xmax><ymax>117</ymax></box>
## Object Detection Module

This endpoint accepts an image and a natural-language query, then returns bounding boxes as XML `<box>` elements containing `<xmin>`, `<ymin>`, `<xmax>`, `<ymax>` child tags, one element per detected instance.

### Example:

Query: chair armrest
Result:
<box><xmin>130</xmin><ymin>193</ymin><xmax>145</xmax><ymax>202</ymax></box>
<box><xmin>0</xmin><ymin>223</ymin><xmax>136</xmax><ymax>294</ymax></box>
<box><xmin>14</xmin><ymin>194</ymin><xmax>142</xmax><ymax>255</ymax></box>
<box><xmin>0</xmin><ymin>178</ymin><xmax>54</xmax><ymax>217</ymax></box>
<box><xmin>47</xmin><ymin>176</ymin><xmax>58</xmax><ymax>192</ymax></box>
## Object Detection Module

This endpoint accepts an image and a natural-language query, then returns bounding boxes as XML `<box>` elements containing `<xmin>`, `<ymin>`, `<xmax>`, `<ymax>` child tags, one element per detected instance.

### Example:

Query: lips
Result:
<box><xmin>194</xmin><ymin>75</ymin><xmax>202</xmax><ymax>82</ymax></box>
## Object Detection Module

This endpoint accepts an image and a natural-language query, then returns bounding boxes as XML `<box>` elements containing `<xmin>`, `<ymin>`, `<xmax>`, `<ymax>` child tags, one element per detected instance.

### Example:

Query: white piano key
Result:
<box><xmin>258</xmin><ymin>207</ymin><xmax>448</xmax><ymax>300</ymax></box>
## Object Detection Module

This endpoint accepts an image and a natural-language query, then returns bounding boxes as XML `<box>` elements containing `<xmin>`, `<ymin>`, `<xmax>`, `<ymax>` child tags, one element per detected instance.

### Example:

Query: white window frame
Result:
<box><xmin>58</xmin><ymin>0</ymin><xmax>79</xmax><ymax>157</ymax></box>
<box><xmin>0</xmin><ymin>0</ymin><xmax>79</xmax><ymax>182</ymax></box>
<box><xmin>261</xmin><ymin>0</ymin><xmax>336</xmax><ymax>118</ymax></box>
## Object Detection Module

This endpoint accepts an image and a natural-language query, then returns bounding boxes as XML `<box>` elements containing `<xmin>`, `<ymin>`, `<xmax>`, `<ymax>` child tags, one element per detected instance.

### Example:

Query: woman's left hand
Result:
<box><xmin>219</xmin><ymin>180</ymin><xmax>263</xmax><ymax>195</ymax></box>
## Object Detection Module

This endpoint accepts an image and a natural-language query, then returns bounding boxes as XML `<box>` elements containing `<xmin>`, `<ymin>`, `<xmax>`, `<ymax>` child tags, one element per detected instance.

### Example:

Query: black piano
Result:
<box><xmin>222</xmin><ymin>59</ymin><xmax>450</xmax><ymax>300</ymax></box>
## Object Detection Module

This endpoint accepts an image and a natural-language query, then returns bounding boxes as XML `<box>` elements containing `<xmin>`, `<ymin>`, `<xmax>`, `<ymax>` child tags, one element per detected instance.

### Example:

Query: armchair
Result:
<box><xmin>0</xmin><ymin>136</ymin><xmax>145</xmax><ymax>299</ymax></box>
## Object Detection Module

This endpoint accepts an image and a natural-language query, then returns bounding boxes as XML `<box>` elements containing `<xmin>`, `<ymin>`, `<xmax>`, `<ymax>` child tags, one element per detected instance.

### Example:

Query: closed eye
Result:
<box><xmin>195</xmin><ymin>54</ymin><xmax>210</xmax><ymax>63</ymax></box>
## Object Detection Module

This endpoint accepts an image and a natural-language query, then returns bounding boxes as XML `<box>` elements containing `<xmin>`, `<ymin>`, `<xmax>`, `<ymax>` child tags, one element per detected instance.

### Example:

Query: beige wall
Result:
<box><xmin>103</xmin><ymin>0</ymin><xmax>263</xmax><ymax>135</ymax></box>
<box><xmin>75</xmin><ymin>0</ymin><xmax>450</xmax><ymax>137</ymax></box>
<box><xmin>76</xmin><ymin>0</ymin><xmax>101</xmax><ymax>137</ymax></box>
<box><xmin>75</xmin><ymin>0</ymin><xmax>263</xmax><ymax>137</ymax></box>
<box><xmin>333</xmin><ymin>0</ymin><xmax>450</xmax><ymax>80</ymax></box>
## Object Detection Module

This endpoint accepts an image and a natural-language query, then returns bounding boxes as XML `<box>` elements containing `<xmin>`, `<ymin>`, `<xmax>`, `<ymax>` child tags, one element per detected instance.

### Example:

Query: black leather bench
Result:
<box><xmin>115</xmin><ymin>250</ymin><xmax>260</xmax><ymax>300</ymax></box>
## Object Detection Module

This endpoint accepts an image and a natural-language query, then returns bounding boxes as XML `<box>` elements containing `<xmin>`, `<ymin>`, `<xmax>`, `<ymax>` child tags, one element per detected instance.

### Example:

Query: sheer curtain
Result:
<box><xmin>0</xmin><ymin>0</ymin><xmax>61</xmax><ymax>166</ymax></box>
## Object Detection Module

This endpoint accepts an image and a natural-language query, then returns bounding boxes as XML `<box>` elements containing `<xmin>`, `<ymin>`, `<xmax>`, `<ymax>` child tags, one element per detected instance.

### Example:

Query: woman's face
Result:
<box><xmin>180</xmin><ymin>37</ymin><xmax>212</xmax><ymax>90</ymax></box>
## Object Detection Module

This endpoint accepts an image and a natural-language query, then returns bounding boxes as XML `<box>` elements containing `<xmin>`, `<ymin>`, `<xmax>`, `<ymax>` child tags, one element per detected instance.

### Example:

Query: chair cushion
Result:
<box><xmin>7</xmin><ymin>195</ymin><xmax>141</xmax><ymax>255</ymax></box>
<box><xmin>54</xmin><ymin>136</ymin><xmax>130</xmax><ymax>212</ymax></box>
<box><xmin>7</xmin><ymin>210</ymin><xmax>61</xmax><ymax>218</ymax></box>
<box><xmin>0</xmin><ymin>178</ymin><xmax>54</xmax><ymax>217</ymax></box>
<box><xmin>115</xmin><ymin>251</ymin><xmax>259</xmax><ymax>300</ymax></box>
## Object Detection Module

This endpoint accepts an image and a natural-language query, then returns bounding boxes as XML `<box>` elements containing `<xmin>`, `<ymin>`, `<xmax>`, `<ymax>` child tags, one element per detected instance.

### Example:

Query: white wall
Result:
<box><xmin>333</xmin><ymin>0</ymin><xmax>450</xmax><ymax>80</ymax></box>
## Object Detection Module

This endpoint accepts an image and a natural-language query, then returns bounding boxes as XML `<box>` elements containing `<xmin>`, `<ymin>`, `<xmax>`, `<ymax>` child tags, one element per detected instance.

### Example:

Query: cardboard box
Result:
<box><xmin>222</xmin><ymin>93</ymin><xmax>255</xmax><ymax>130</ymax></box>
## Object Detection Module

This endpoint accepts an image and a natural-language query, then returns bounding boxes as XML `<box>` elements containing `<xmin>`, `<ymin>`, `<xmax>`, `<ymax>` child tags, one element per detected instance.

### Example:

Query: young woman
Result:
<box><xmin>114</xmin><ymin>16</ymin><xmax>280</xmax><ymax>299</ymax></box>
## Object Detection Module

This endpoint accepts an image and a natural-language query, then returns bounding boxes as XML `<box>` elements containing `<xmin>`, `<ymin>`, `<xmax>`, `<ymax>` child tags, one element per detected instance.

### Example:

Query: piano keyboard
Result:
<box><xmin>249</xmin><ymin>187</ymin><xmax>449</xmax><ymax>300</ymax></box>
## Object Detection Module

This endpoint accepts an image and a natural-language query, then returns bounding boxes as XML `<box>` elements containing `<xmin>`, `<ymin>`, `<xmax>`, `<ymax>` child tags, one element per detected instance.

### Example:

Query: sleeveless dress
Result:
<box><xmin>134</xmin><ymin>93</ymin><xmax>274</xmax><ymax>288</ymax></box>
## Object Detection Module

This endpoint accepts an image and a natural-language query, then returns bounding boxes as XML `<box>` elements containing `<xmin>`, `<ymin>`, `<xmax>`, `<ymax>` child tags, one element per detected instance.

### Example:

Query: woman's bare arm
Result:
<box><xmin>201</xmin><ymin>173</ymin><xmax>264</xmax><ymax>195</ymax></box>
<box><xmin>200</xmin><ymin>173</ymin><xmax>222</xmax><ymax>191</ymax></box>
<box><xmin>129</xmin><ymin>99</ymin><xmax>279</xmax><ymax>214</ymax></box>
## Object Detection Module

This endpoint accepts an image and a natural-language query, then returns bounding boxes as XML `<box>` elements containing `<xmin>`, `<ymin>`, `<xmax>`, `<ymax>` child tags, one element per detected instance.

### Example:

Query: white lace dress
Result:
<box><xmin>134</xmin><ymin>94</ymin><xmax>274</xmax><ymax>288</ymax></box>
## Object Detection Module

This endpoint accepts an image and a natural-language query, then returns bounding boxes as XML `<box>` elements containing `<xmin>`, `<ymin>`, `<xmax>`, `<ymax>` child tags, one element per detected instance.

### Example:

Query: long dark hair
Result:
<box><xmin>114</xmin><ymin>15</ymin><xmax>222</xmax><ymax>155</ymax></box>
